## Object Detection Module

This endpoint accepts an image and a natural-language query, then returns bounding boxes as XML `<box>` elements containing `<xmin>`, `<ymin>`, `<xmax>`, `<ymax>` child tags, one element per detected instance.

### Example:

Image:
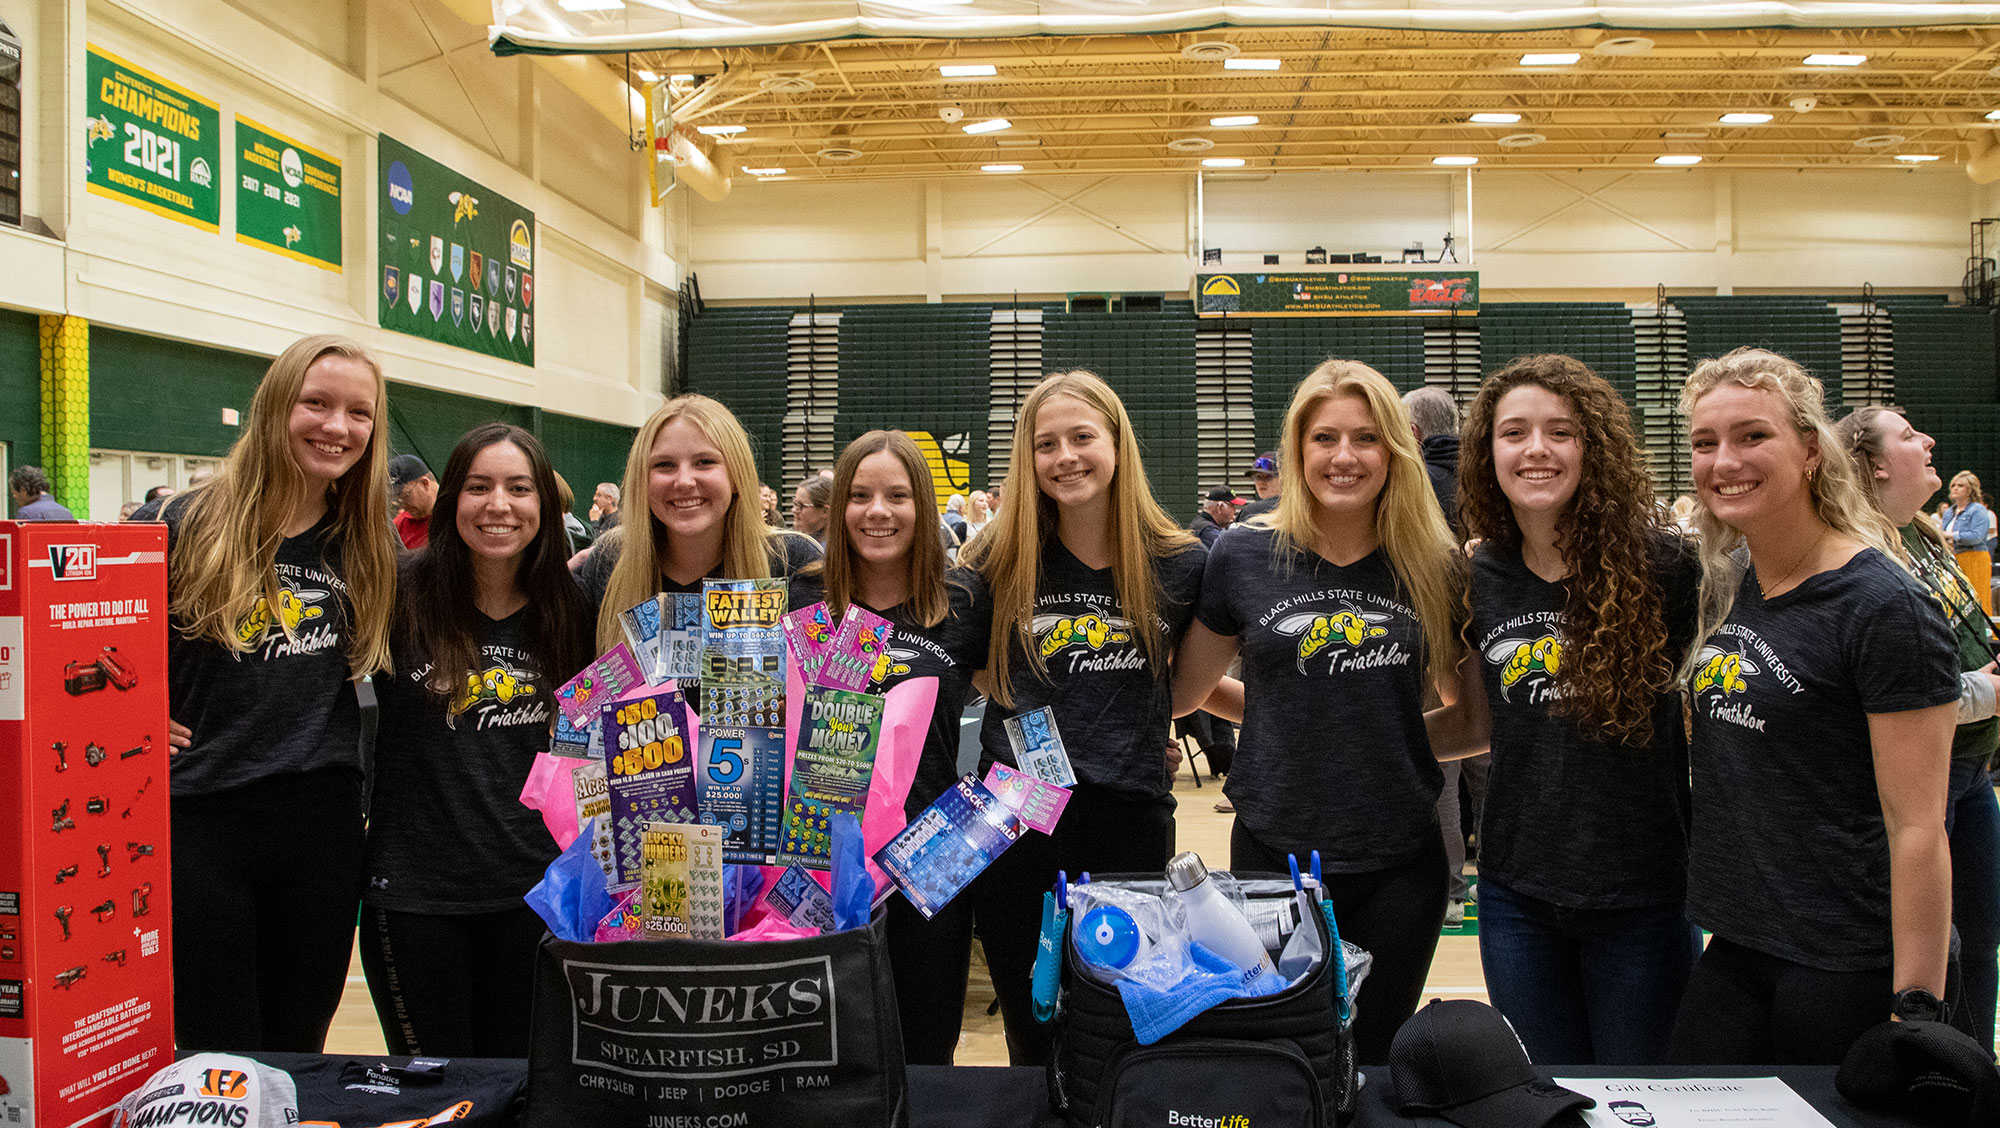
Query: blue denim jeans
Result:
<box><xmin>1478</xmin><ymin>874</ymin><xmax>1701</xmax><ymax>1065</ymax></box>
<box><xmin>1945</xmin><ymin>761</ymin><xmax>2000</xmax><ymax>1048</ymax></box>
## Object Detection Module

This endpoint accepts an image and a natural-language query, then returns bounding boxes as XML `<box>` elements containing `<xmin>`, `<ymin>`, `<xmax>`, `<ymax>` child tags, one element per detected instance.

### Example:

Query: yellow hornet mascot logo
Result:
<box><xmin>451</xmin><ymin>663</ymin><xmax>537</xmax><ymax>722</ymax></box>
<box><xmin>1274</xmin><ymin>608</ymin><xmax>1390</xmax><ymax>671</ymax></box>
<box><xmin>1486</xmin><ymin>635</ymin><xmax>1563</xmax><ymax>702</ymax></box>
<box><xmin>234</xmin><ymin>587</ymin><xmax>329</xmax><ymax>645</ymax></box>
<box><xmin>870</xmin><ymin>647</ymin><xmax>916</xmax><ymax>684</ymax></box>
<box><xmin>1691</xmin><ymin>645</ymin><xmax>1757</xmax><ymax>697</ymax></box>
<box><xmin>1033</xmin><ymin>611</ymin><xmax>1132</xmax><ymax>658</ymax></box>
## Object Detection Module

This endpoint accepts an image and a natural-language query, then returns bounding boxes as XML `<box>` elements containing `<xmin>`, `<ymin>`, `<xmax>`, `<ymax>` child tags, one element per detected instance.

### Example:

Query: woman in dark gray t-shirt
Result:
<box><xmin>1431</xmin><ymin>354</ymin><xmax>1701</xmax><ymax>1066</ymax></box>
<box><xmin>1174</xmin><ymin>359</ymin><xmax>1463</xmax><ymax>1066</ymax></box>
<box><xmin>962</xmin><ymin>370</ymin><xmax>1205</xmax><ymax>1067</ymax></box>
<box><xmin>361</xmin><ymin>423</ymin><xmax>591</xmax><ymax>1057</ymax></box>
<box><xmin>1667</xmin><ymin>347</ymin><xmax>1957</xmax><ymax>1065</ymax></box>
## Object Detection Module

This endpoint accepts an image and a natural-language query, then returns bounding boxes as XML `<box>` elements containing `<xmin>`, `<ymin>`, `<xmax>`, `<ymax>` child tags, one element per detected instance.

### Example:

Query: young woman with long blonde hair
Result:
<box><xmin>1668</xmin><ymin>348</ymin><xmax>1956</xmax><ymax>1064</ymax></box>
<box><xmin>157</xmin><ymin>334</ymin><xmax>397</xmax><ymax>1051</ymax></box>
<box><xmin>962</xmin><ymin>370</ymin><xmax>1205</xmax><ymax>1065</ymax></box>
<box><xmin>1427</xmin><ymin>354</ymin><xmax>1702</xmax><ymax>1065</ymax></box>
<box><xmin>578</xmin><ymin>394</ymin><xmax>819</xmax><ymax>645</ymax></box>
<box><xmin>800</xmin><ymin>430</ymin><xmax>993</xmax><ymax>1064</ymax></box>
<box><xmin>1173</xmin><ymin>359</ymin><xmax>1462</xmax><ymax>1065</ymax></box>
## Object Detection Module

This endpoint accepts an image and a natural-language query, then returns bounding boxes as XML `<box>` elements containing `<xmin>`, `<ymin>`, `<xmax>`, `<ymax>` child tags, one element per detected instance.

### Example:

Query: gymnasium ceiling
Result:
<box><xmin>564</xmin><ymin>24</ymin><xmax>2000</xmax><ymax>182</ymax></box>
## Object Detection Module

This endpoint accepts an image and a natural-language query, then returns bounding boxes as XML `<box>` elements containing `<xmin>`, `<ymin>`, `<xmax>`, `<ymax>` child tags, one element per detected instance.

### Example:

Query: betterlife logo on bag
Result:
<box><xmin>563</xmin><ymin>955</ymin><xmax>838</xmax><ymax>1079</ymax></box>
<box><xmin>1167</xmin><ymin>1114</ymin><xmax>1250</xmax><ymax>1128</ymax></box>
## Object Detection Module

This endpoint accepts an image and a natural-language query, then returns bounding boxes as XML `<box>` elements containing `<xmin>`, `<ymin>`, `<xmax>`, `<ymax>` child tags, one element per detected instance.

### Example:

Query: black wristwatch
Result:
<box><xmin>1891</xmin><ymin>987</ymin><xmax>1944</xmax><ymax>1023</ymax></box>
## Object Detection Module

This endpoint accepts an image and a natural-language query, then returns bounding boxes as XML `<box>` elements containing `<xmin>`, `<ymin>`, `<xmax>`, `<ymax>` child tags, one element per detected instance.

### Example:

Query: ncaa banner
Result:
<box><xmin>377</xmin><ymin>134</ymin><xmax>536</xmax><ymax>365</ymax></box>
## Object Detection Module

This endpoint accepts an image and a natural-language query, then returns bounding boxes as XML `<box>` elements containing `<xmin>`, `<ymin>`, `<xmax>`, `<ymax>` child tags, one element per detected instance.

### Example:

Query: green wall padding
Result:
<box><xmin>0</xmin><ymin>308</ymin><xmax>41</xmax><ymax>472</ymax></box>
<box><xmin>538</xmin><ymin>409</ymin><xmax>639</xmax><ymax>520</ymax></box>
<box><xmin>88</xmin><ymin>326</ymin><xmax>269</xmax><ymax>457</ymax></box>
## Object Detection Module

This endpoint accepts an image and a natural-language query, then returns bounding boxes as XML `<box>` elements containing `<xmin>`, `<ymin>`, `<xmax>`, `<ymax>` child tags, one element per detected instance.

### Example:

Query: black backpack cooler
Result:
<box><xmin>1046</xmin><ymin>874</ymin><xmax>1359</xmax><ymax>1128</ymax></box>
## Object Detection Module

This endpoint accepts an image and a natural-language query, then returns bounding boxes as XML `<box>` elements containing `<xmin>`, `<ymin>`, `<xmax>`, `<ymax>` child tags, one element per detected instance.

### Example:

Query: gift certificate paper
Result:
<box><xmin>1552</xmin><ymin>1078</ymin><xmax>1835</xmax><ymax>1128</ymax></box>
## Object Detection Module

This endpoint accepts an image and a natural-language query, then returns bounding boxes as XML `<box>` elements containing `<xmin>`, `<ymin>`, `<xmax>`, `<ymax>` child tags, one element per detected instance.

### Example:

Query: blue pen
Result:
<box><xmin>1310</xmin><ymin>850</ymin><xmax>1323</xmax><ymax>889</ymax></box>
<box><xmin>1080</xmin><ymin>872</ymin><xmax>1092</xmax><ymax>885</ymax></box>
<box><xmin>1057</xmin><ymin>869</ymin><xmax>1069</xmax><ymax>910</ymax></box>
<box><xmin>1288</xmin><ymin>853</ymin><xmax>1303</xmax><ymax>893</ymax></box>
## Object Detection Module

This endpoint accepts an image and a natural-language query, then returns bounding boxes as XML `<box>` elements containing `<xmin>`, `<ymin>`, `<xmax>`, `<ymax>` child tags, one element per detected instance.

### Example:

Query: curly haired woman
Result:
<box><xmin>1426</xmin><ymin>354</ymin><xmax>1702</xmax><ymax>1064</ymax></box>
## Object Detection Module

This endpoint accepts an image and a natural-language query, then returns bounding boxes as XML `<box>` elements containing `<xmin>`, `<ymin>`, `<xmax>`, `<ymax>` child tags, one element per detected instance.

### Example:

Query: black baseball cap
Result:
<box><xmin>1248</xmin><ymin>452</ymin><xmax>1279</xmax><ymax>477</ymax></box>
<box><xmin>1205</xmin><ymin>486</ymin><xmax>1247</xmax><ymax>505</ymax></box>
<box><xmin>1391</xmin><ymin>1000</ymin><xmax>1595</xmax><ymax>1128</ymax></box>
<box><xmin>1837</xmin><ymin>1018</ymin><xmax>2000</xmax><ymax>1126</ymax></box>
<box><xmin>388</xmin><ymin>454</ymin><xmax>431</xmax><ymax>491</ymax></box>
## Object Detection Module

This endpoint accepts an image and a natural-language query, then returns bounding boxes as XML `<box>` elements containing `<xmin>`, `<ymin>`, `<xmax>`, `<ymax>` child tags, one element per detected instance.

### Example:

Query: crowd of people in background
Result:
<box><xmin>22</xmin><ymin>330</ymin><xmax>1993</xmax><ymax>1079</ymax></box>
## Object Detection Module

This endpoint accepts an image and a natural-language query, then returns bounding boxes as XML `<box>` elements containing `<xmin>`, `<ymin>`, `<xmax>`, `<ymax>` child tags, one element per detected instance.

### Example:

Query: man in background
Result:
<box><xmin>1237</xmin><ymin>452</ymin><xmax>1281</xmax><ymax>520</ymax></box>
<box><xmin>590</xmin><ymin>482</ymin><xmax>621</xmax><ymax>539</ymax></box>
<box><xmin>1190</xmin><ymin>485</ymin><xmax>1245</xmax><ymax>547</ymax></box>
<box><xmin>9</xmin><ymin>466</ymin><xmax>73</xmax><ymax>520</ymax></box>
<box><xmin>388</xmin><ymin>454</ymin><xmax>437</xmax><ymax>549</ymax></box>
<box><xmin>1403</xmin><ymin>385</ymin><xmax>1462</xmax><ymax>537</ymax></box>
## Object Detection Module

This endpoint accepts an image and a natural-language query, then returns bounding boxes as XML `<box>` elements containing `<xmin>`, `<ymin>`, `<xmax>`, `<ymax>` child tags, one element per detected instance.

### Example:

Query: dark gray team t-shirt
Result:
<box><xmin>1470</xmin><ymin>533</ymin><xmax>1699</xmax><ymax>909</ymax></box>
<box><xmin>979</xmin><ymin>539</ymin><xmax>1206</xmax><ymax>799</ymax></box>
<box><xmin>845</xmin><ymin>572</ymin><xmax>993</xmax><ymax>819</ymax></box>
<box><xmin>365</xmin><ymin>601</ymin><xmax>584</xmax><ymax>913</ymax></box>
<box><xmin>1197</xmin><ymin>526</ymin><xmax>1445</xmax><ymax>870</ymax></box>
<box><xmin>163</xmin><ymin>497</ymin><xmax>361</xmax><ymax>796</ymax></box>
<box><xmin>1686</xmin><ymin>548</ymin><xmax>1957</xmax><ymax>972</ymax></box>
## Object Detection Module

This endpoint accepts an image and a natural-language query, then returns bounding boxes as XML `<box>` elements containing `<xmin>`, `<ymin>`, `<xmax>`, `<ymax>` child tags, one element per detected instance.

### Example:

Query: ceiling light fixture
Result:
<box><xmin>1224</xmin><ymin>58</ymin><xmax>1281</xmax><ymax>71</ymax></box>
<box><xmin>1432</xmin><ymin>156</ymin><xmax>1479</xmax><ymax>166</ymax></box>
<box><xmin>1520</xmin><ymin>53</ymin><xmax>1581</xmax><ymax>66</ymax></box>
<box><xmin>1986</xmin><ymin>110</ymin><xmax>2000</xmax><ymax>121</ymax></box>
<box><xmin>634</xmin><ymin>69</ymin><xmax>659</xmax><ymax>83</ymax></box>
<box><xmin>1895</xmin><ymin>154</ymin><xmax>1941</xmax><ymax>162</ymax></box>
<box><xmin>669</xmin><ymin>73</ymin><xmax>695</xmax><ymax>83</ymax></box>
<box><xmin>697</xmin><ymin>125</ymin><xmax>747</xmax><ymax>135</ymax></box>
<box><xmin>743</xmin><ymin>167</ymin><xmax>787</xmax><ymax>175</ymax></box>
<box><xmin>1210</xmin><ymin>115</ymin><xmax>1259</xmax><ymax>127</ymax></box>
<box><xmin>1469</xmin><ymin>112</ymin><xmax>1522</xmax><ymax>124</ymax></box>
<box><xmin>963</xmin><ymin>118</ymin><xmax>1012</xmax><ymax>134</ymax></box>
<box><xmin>1804</xmin><ymin>53</ymin><xmax>1866</xmax><ymax>66</ymax></box>
<box><xmin>1655</xmin><ymin>154</ymin><xmax>1703</xmax><ymax>165</ymax></box>
<box><xmin>1720</xmin><ymin>112</ymin><xmax>1773</xmax><ymax>124</ymax></box>
<box><xmin>981</xmin><ymin>163</ymin><xmax>1023</xmax><ymax>172</ymax></box>
<box><xmin>940</xmin><ymin>64</ymin><xmax>997</xmax><ymax>78</ymax></box>
<box><xmin>1201</xmin><ymin>157</ymin><xmax>1247</xmax><ymax>167</ymax></box>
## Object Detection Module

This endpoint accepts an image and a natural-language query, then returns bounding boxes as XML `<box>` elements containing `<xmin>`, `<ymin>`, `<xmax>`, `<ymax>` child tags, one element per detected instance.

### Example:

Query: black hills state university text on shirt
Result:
<box><xmin>979</xmin><ymin>538</ymin><xmax>1205</xmax><ymax>799</ymax></box>
<box><xmin>1197</xmin><ymin>526</ymin><xmax>1444</xmax><ymax>869</ymax></box>
<box><xmin>162</xmin><ymin>498</ymin><xmax>360</xmax><ymax>796</ymax></box>
<box><xmin>1470</xmin><ymin>534</ymin><xmax>1699</xmax><ymax>909</ymax></box>
<box><xmin>1686</xmin><ymin>548</ymin><xmax>1957</xmax><ymax>972</ymax></box>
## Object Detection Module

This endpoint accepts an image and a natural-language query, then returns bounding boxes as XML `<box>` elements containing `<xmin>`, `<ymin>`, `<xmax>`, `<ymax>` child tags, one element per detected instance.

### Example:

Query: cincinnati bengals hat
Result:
<box><xmin>1391</xmin><ymin>1000</ymin><xmax>1595</xmax><ymax>1128</ymax></box>
<box><xmin>112</xmin><ymin>1053</ymin><xmax>299</xmax><ymax>1128</ymax></box>
<box><xmin>1837</xmin><ymin>1018</ymin><xmax>2000</xmax><ymax>1127</ymax></box>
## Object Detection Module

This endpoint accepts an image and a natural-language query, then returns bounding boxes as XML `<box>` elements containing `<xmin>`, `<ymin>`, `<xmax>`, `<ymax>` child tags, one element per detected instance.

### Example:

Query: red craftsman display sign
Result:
<box><xmin>0</xmin><ymin>522</ymin><xmax>173</xmax><ymax>1128</ymax></box>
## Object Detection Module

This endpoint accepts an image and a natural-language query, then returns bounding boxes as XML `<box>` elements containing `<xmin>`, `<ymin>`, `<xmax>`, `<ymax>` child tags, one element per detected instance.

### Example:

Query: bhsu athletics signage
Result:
<box><xmin>1196</xmin><ymin>270</ymin><xmax>1478</xmax><ymax>316</ymax></box>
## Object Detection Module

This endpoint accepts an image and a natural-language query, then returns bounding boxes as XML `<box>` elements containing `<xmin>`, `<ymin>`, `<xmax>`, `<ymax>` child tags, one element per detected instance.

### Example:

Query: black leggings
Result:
<box><xmin>972</xmin><ymin>784</ymin><xmax>1177</xmax><ymax>1066</ymax></box>
<box><xmin>1667</xmin><ymin>936</ymin><xmax>1893</xmax><ymax>1065</ymax></box>
<box><xmin>358</xmin><ymin>903</ymin><xmax>547</xmax><ymax>1057</ymax></box>
<box><xmin>886</xmin><ymin>887</ymin><xmax>976</xmax><ymax>1064</ymax></box>
<box><xmin>1231</xmin><ymin>823</ymin><xmax>1448</xmax><ymax>1067</ymax></box>
<box><xmin>171</xmin><ymin>768</ymin><xmax>365</xmax><ymax>1052</ymax></box>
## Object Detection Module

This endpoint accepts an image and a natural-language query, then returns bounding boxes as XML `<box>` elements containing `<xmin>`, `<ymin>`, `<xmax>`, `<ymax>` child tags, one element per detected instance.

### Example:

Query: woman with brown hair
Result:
<box><xmin>1428</xmin><ymin>354</ymin><xmax>1702</xmax><ymax>1064</ymax></box>
<box><xmin>159</xmin><ymin>334</ymin><xmax>398</xmax><ymax>1051</ymax></box>
<box><xmin>800</xmin><ymin>429</ymin><xmax>992</xmax><ymax>1063</ymax></box>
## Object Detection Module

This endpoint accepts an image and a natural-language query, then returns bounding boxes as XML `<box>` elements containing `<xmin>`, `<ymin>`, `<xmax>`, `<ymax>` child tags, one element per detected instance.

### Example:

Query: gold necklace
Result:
<box><xmin>1757</xmin><ymin>526</ymin><xmax>1829</xmax><ymax>599</ymax></box>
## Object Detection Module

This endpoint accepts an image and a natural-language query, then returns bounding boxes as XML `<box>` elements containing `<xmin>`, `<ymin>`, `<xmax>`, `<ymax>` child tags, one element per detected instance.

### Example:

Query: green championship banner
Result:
<box><xmin>377</xmin><ymin>134</ymin><xmax>535</xmax><ymax>366</ymax></box>
<box><xmin>236</xmin><ymin>116</ymin><xmax>341</xmax><ymax>270</ymax></box>
<box><xmin>1196</xmin><ymin>270</ymin><xmax>1478</xmax><ymax>317</ymax></box>
<box><xmin>84</xmin><ymin>46</ymin><xmax>222</xmax><ymax>231</ymax></box>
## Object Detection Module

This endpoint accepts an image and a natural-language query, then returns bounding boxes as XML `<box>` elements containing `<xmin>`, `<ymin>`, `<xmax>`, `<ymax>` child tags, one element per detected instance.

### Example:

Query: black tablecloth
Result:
<box><xmin>246</xmin><ymin>1055</ymin><xmax>1925</xmax><ymax>1128</ymax></box>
